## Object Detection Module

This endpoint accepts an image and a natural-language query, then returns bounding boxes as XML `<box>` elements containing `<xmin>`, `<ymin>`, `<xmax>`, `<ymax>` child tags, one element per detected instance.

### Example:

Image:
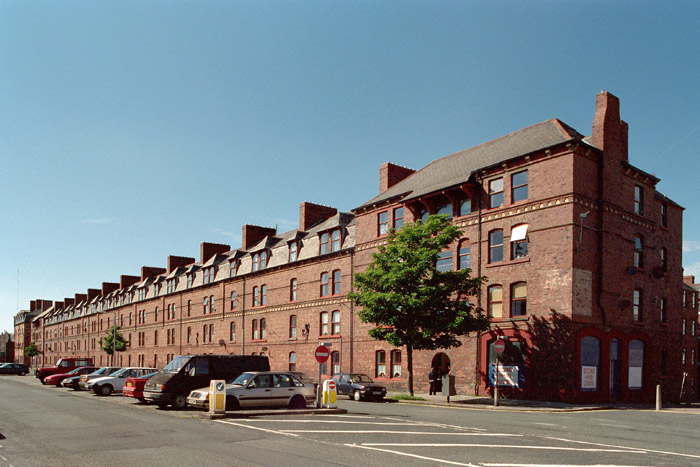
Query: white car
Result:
<box><xmin>187</xmin><ymin>371</ymin><xmax>315</xmax><ymax>410</ymax></box>
<box><xmin>91</xmin><ymin>367</ymin><xmax>158</xmax><ymax>396</ymax></box>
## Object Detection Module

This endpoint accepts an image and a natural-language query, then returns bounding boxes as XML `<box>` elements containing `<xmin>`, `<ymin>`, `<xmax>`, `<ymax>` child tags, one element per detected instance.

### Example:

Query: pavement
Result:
<box><xmin>385</xmin><ymin>391</ymin><xmax>700</xmax><ymax>413</ymax></box>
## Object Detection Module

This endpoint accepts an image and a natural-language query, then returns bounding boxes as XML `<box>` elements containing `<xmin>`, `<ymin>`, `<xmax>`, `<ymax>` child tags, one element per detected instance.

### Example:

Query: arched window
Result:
<box><xmin>510</xmin><ymin>224</ymin><xmax>528</xmax><ymax>259</ymax></box>
<box><xmin>289</xmin><ymin>352</ymin><xmax>297</xmax><ymax>371</ymax></box>
<box><xmin>391</xmin><ymin>350</ymin><xmax>402</xmax><ymax>377</ymax></box>
<box><xmin>331</xmin><ymin>229</ymin><xmax>342</xmax><ymax>252</ymax></box>
<box><xmin>332</xmin><ymin>270</ymin><xmax>341</xmax><ymax>295</ymax></box>
<box><xmin>435</xmin><ymin>199</ymin><xmax>453</xmax><ymax>219</ymax></box>
<box><xmin>290</xmin><ymin>278</ymin><xmax>298</xmax><ymax>301</ymax></box>
<box><xmin>458</xmin><ymin>239</ymin><xmax>471</xmax><ymax>270</ymax></box>
<box><xmin>229</xmin><ymin>322</ymin><xmax>235</xmax><ymax>342</ymax></box>
<box><xmin>331</xmin><ymin>351</ymin><xmax>340</xmax><ymax>375</ymax></box>
<box><xmin>320</xmin><ymin>312</ymin><xmax>329</xmax><ymax>336</ymax></box>
<box><xmin>231</xmin><ymin>291</ymin><xmax>237</xmax><ymax>310</ymax></box>
<box><xmin>510</xmin><ymin>282</ymin><xmax>527</xmax><ymax>317</ymax></box>
<box><xmin>634</xmin><ymin>235</ymin><xmax>644</xmax><ymax>268</ymax></box>
<box><xmin>252</xmin><ymin>319</ymin><xmax>259</xmax><ymax>340</ymax></box>
<box><xmin>331</xmin><ymin>310</ymin><xmax>341</xmax><ymax>335</ymax></box>
<box><xmin>489</xmin><ymin>230</ymin><xmax>504</xmax><ymax>263</ymax></box>
<box><xmin>252</xmin><ymin>253</ymin><xmax>260</xmax><ymax>272</ymax></box>
<box><xmin>260</xmin><ymin>318</ymin><xmax>267</xmax><ymax>340</ymax></box>
<box><xmin>633</xmin><ymin>289</ymin><xmax>643</xmax><ymax>322</ymax></box>
<box><xmin>320</xmin><ymin>273</ymin><xmax>329</xmax><ymax>296</ymax></box>
<box><xmin>628</xmin><ymin>339</ymin><xmax>644</xmax><ymax>389</ymax></box>
<box><xmin>487</xmin><ymin>285</ymin><xmax>503</xmax><ymax>318</ymax></box>
<box><xmin>289</xmin><ymin>315</ymin><xmax>297</xmax><ymax>338</ymax></box>
<box><xmin>289</xmin><ymin>241</ymin><xmax>298</xmax><ymax>262</ymax></box>
<box><xmin>375</xmin><ymin>350</ymin><xmax>386</xmax><ymax>378</ymax></box>
<box><xmin>253</xmin><ymin>286</ymin><xmax>259</xmax><ymax>307</ymax></box>
<box><xmin>459</xmin><ymin>198</ymin><xmax>472</xmax><ymax>216</ymax></box>
<box><xmin>261</xmin><ymin>285</ymin><xmax>267</xmax><ymax>306</ymax></box>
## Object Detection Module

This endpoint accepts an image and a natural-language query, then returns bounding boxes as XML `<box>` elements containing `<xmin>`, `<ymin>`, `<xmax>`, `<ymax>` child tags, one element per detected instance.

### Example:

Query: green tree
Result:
<box><xmin>349</xmin><ymin>215</ymin><xmax>490</xmax><ymax>395</ymax></box>
<box><xmin>24</xmin><ymin>340</ymin><xmax>40</xmax><ymax>368</ymax></box>
<box><xmin>98</xmin><ymin>325</ymin><xmax>129</xmax><ymax>365</ymax></box>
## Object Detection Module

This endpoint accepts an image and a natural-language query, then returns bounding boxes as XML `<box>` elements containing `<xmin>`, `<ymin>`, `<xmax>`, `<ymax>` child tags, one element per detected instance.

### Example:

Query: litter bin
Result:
<box><xmin>442</xmin><ymin>374</ymin><xmax>456</xmax><ymax>401</ymax></box>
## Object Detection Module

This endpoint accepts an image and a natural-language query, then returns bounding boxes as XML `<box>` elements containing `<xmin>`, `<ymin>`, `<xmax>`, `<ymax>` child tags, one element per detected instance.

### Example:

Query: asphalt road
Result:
<box><xmin>2</xmin><ymin>375</ymin><xmax>700</xmax><ymax>466</ymax></box>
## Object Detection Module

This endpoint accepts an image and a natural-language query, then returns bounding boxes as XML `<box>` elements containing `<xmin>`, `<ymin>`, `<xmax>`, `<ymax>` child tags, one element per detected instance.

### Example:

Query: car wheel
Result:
<box><xmin>157</xmin><ymin>402</ymin><xmax>168</xmax><ymax>410</ymax></box>
<box><xmin>173</xmin><ymin>394</ymin><xmax>187</xmax><ymax>409</ymax></box>
<box><xmin>40</xmin><ymin>378</ymin><xmax>47</xmax><ymax>385</ymax></box>
<box><xmin>19</xmin><ymin>371</ymin><xmax>27</xmax><ymax>376</ymax></box>
<box><xmin>226</xmin><ymin>396</ymin><xmax>240</xmax><ymax>411</ymax></box>
<box><xmin>353</xmin><ymin>390</ymin><xmax>362</xmax><ymax>401</ymax></box>
<box><xmin>100</xmin><ymin>385</ymin><xmax>113</xmax><ymax>396</ymax></box>
<box><xmin>289</xmin><ymin>395</ymin><xmax>306</xmax><ymax>409</ymax></box>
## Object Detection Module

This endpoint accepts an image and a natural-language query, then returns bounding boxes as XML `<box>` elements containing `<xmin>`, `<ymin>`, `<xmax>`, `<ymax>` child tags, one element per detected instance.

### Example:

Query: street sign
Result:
<box><xmin>494</xmin><ymin>338</ymin><xmax>506</xmax><ymax>354</ymax></box>
<box><xmin>315</xmin><ymin>345</ymin><xmax>330</xmax><ymax>363</ymax></box>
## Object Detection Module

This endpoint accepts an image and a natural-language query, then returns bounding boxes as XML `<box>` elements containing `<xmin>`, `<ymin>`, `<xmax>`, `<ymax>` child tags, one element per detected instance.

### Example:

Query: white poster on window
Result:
<box><xmin>628</xmin><ymin>367</ymin><xmax>643</xmax><ymax>388</ymax></box>
<box><xmin>581</xmin><ymin>365</ymin><xmax>597</xmax><ymax>389</ymax></box>
<box><xmin>497</xmin><ymin>365</ymin><xmax>519</xmax><ymax>387</ymax></box>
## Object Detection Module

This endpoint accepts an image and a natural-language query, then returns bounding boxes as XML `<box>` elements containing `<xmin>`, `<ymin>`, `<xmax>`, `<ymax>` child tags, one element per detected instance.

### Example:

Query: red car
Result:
<box><xmin>124</xmin><ymin>371</ymin><xmax>158</xmax><ymax>403</ymax></box>
<box><xmin>43</xmin><ymin>366</ymin><xmax>99</xmax><ymax>386</ymax></box>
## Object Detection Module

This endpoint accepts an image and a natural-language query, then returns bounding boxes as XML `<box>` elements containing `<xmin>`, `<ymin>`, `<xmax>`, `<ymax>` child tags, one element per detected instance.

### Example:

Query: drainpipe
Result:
<box><xmin>475</xmin><ymin>176</ymin><xmax>484</xmax><ymax>395</ymax></box>
<box><xmin>241</xmin><ymin>277</ymin><xmax>246</xmax><ymax>355</ymax></box>
<box><xmin>349</xmin><ymin>251</ymin><xmax>355</xmax><ymax>373</ymax></box>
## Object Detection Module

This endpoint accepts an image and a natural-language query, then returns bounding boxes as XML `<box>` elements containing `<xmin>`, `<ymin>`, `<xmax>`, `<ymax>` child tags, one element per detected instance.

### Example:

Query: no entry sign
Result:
<box><xmin>494</xmin><ymin>339</ymin><xmax>506</xmax><ymax>355</ymax></box>
<box><xmin>315</xmin><ymin>345</ymin><xmax>330</xmax><ymax>363</ymax></box>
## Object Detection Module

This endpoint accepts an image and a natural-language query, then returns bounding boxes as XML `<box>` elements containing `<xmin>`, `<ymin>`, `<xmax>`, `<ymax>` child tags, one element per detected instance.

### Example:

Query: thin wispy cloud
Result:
<box><xmin>213</xmin><ymin>228</ymin><xmax>241</xmax><ymax>243</ymax></box>
<box><xmin>683</xmin><ymin>241</ymin><xmax>700</xmax><ymax>253</ymax></box>
<box><xmin>81</xmin><ymin>217</ymin><xmax>114</xmax><ymax>225</ymax></box>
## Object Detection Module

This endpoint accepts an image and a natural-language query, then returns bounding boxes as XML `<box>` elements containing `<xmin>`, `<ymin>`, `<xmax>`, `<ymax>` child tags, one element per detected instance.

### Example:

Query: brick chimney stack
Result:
<box><xmin>102</xmin><ymin>282</ymin><xmax>119</xmax><ymax>295</ymax></box>
<box><xmin>242</xmin><ymin>225</ymin><xmax>276</xmax><ymax>250</ymax></box>
<box><xmin>141</xmin><ymin>267</ymin><xmax>166</xmax><ymax>281</ymax></box>
<box><xmin>63</xmin><ymin>298</ymin><xmax>75</xmax><ymax>307</ymax></box>
<box><xmin>299</xmin><ymin>202</ymin><xmax>337</xmax><ymax>231</ymax></box>
<box><xmin>380</xmin><ymin>162</ymin><xmax>415</xmax><ymax>194</ymax></box>
<box><xmin>167</xmin><ymin>255</ymin><xmax>196</xmax><ymax>273</ymax></box>
<box><xmin>87</xmin><ymin>289</ymin><xmax>101</xmax><ymax>301</ymax></box>
<box><xmin>120</xmin><ymin>275</ymin><xmax>140</xmax><ymax>289</ymax></box>
<box><xmin>74</xmin><ymin>294</ymin><xmax>87</xmax><ymax>304</ymax></box>
<box><xmin>591</xmin><ymin>91</ymin><xmax>628</xmax><ymax>162</ymax></box>
<box><xmin>200</xmin><ymin>243</ymin><xmax>230</xmax><ymax>264</ymax></box>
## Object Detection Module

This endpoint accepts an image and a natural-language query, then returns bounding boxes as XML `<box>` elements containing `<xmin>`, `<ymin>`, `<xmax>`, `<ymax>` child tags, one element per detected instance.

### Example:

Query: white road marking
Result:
<box><xmin>346</xmin><ymin>443</ymin><xmax>479</xmax><ymax>466</ymax></box>
<box><xmin>482</xmin><ymin>464</ymin><xmax>650</xmax><ymax>467</ymax></box>
<box><xmin>547</xmin><ymin>436</ymin><xmax>700</xmax><ymax>460</ymax></box>
<box><xmin>216</xmin><ymin>419</ymin><xmax>299</xmax><ymax>437</ymax></box>
<box><xmin>240</xmin><ymin>419</ymin><xmax>460</xmax><ymax>426</ymax></box>
<box><xmin>282</xmin><ymin>430</ymin><xmax>518</xmax><ymax>436</ymax></box>
<box><xmin>382</xmin><ymin>416</ymin><xmax>488</xmax><ymax>432</ymax></box>
<box><xmin>359</xmin><ymin>443</ymin><xmax>646</xmax><ymax>453</ymax></box>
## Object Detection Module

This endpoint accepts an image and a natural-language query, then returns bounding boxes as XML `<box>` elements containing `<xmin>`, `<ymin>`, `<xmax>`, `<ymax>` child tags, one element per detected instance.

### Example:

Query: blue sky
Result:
<box><xmin>1</xmin><ymin>1</ymin><xmax>699</xmax><ymax>334</ymax></box>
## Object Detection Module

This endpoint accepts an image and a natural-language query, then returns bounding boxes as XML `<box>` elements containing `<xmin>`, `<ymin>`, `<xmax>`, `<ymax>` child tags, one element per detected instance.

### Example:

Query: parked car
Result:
<box><xmin>187</xmin><ymin>371</ymin><xmax>315</xmax><ymax>410</ymax></box>
<box><xmin>44</xmin><ymin>366</ymin><xmax>99</xmax><ymax>386</ymax></box>
<box><xmin>330</xmin><ymin>373</ymin><xmax>387</xmax><ymax>401</ymax></box>
<box><xmin>144</xmin><ymin>354</ymin><xmax>269</xmax><ymax>409</ymax></box>
<box><xmin>90</xmin><ymin>367</ymin><xmax>158</xmax><ymax>396</ymax></box>
<box><xmin>35</xmin><ymin>357</ymin><xmax>94</xmax><ymax>384</ymax></box>
<box><xmin>78</xmin><ymin>367</ymin><xmax>122</xmax><ymax>390</ymax></box>
<box><xmin>124</xmin><ymin>371</ymin><xmax>158</xmax><ymax>403</ymax></box>
<box><xmin>0</xmin><ymin>363</ymin><xmax>30</xmax><ymax>376</ymax></box>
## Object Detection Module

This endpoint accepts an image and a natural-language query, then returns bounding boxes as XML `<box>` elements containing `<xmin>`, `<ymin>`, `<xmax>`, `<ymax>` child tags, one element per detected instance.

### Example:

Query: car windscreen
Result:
<box><xmin>162</xmin><ymin>355</ymin><xmax>191</xmax><ymax>374</ymax></box>
<box><xmin>351</xmin><ymin>374</ymin><xmax>374</xmax><ymax>383</ymax></box>
<box><xmin>231</xmin><ymin>372</ymin><xmax>255</xmax><ymax>385</ymax></box>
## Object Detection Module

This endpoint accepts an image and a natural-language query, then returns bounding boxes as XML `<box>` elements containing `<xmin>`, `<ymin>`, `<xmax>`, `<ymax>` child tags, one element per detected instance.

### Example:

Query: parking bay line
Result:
<box><xmin>282</xmin><ymin>431</ymin><xmax>519</xmax><ymax>436</ymax></box>
<box><xmin>216</xmin><ymin>419</ymin><xmax>300</xmax><ymax>437</ymax></box>
<box><xmin>346</xmin><ymin>443</ymin><xmax>480</xmax><ymax>467</ymax></box>
<box><xmin>357</xmin><ymin>443</ymin><xmax>646</xmax><ymax>453</ymax></box>
<box><xmin>547</xmin><ymin>436</ymin><xmax>700</xmax><ymax>460</ymax></box>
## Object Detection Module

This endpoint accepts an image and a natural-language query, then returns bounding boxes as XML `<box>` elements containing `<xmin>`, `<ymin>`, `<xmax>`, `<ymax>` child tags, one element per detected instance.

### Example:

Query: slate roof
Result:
<box><xmin>355</xmin><ymin>119</ymin><xmax>584</xmax><ymax>211</ymax></box>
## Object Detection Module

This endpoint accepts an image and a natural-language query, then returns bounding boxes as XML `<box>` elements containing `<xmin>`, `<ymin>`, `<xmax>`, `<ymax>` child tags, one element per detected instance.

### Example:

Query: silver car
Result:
<box><xmin>187</xmin><ymin>371</ymin><xmax>315</xmax><ymax>410</ymax></box>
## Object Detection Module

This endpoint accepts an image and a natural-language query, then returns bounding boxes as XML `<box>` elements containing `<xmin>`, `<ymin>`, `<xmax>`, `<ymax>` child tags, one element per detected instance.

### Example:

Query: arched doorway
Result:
<box><xmin>431</xmin><ymin>352</ymin><xmax>451</xmax><ymax>392</ymax></box>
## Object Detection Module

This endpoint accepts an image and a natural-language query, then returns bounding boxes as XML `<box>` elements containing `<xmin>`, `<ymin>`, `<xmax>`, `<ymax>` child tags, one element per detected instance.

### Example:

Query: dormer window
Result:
<box><xmin>203</xmin><ymin>266</ymin><xmax>216</xmax><ymax>284</ymax></box>
<box><xmin>331</xmin><ymin>229</ymin><xmax>341</xmax><ymax>252</ymax></box>
<box><xmin>167</xmin><ymin>279</ymin><xmax>177</xmax><ymax>294</ymax></box>
<box><xmin>289</xmin><ymin>241</ymin><xmax>298</xmax><ymax>262</ymax></box>
<box><xmin>229</xmin><ymin>260</ymin><xmax>238</xmax><ymax>278</ymax></box>
<box><xmin>252</xmin><ymin>250</ymin><xmax>268</xmax><ymax>271</ymax></box>
<box><xmin>153</xmin><ymin>283</ymin><xmax>161</xmax><ymax>297</ymax></box>
<box><xmin>138</xmin><ymin>288</ymin><xmax>146</xmax><ymax>301</ymax></box>
<box><xmin>187</xmin><ymin>273</ymin><xmax>194</xmax><ymax>288</ymax></box>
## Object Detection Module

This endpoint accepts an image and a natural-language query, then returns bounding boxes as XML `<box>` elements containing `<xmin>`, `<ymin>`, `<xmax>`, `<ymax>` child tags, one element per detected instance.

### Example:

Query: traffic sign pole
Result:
<box><xmin>494</xmin><ymin>338</ymin><xmax>505</xmax><ymax>407</ymax></box>
<box><xmin>314</xmin><ymin>345</ymin><xmax>330</xmax><ymax>408</ymax></box>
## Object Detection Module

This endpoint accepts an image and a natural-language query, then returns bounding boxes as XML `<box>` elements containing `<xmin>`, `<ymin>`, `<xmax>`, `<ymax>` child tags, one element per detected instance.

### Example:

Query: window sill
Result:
<box><xmin>486</xmin><ymin>257</ymin><xmax>530</xmax><ymax>268</ymax></box>
<box><xmin>288</xmin><ymin>337</ymin><xmax>297</xmax><ymax>341</ymax></box>
<box><xmin>319</xmin><ymin>334</ymin><xmax>341</xmax><ymax>340</ymax></box>
<box><xmin>251</xmin><ymin>339</ymin><xmax>267</xmax><ymax>343</ymax></box>
<box><xmin>489</xmin><ymin>316</ymin><xmax>529</xmax><ymax>322</ymax></box>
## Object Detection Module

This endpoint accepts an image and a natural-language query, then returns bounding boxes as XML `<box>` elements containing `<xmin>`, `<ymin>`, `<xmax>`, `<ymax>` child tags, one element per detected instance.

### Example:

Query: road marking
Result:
<box><xmin>547</xmin><ymin>436</ymin><xmax>700</xmax><ymax>460</ymax></box>
<box><xmin>240</xmin><ymin>419</ymin><xmax>459</xmax><ymax>426</ymax></box>
<box><xmin>283</xmin><ymin>430</ymin><xmax>519</xmax><ymax>436</ymax></box>
<box><xmin>482</xmin><ymin>464</ymin><xmax>649</xmax><ymax>467</ymax></box>
<box><xmin>346</xmin><ymin>443</ymin><xmax>479</xmax><ymax>466</ymax></box>
<box><xmin>382</xmin><ymin>416</ymin><xmax>487</xmax><ymax>432</ymax></box>
<box><xmin>359</xmin><ymin>443</ymin><xmax>646</xmax><ymax>453</ymax></box>
<box><xmin>215</xmin><ymin>419</ymin><xmax>299</xmax><ymax>437</ymax></box>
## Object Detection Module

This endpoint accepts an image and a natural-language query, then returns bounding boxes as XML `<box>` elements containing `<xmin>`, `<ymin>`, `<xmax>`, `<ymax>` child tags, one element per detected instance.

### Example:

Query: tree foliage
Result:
<box><xmin>349</xmin><ymin>215</ymin><xmax>490</xmax><ymax>394</ymax></box>
<box><xmin>24</xmin><ymin>341</ymin><xmax>40</xmax><ymax>357</ymax></box>
<box><xmin>98</xmin><ymin>325</ymin><xmax>129</xmax><ymax>357</ymax></box>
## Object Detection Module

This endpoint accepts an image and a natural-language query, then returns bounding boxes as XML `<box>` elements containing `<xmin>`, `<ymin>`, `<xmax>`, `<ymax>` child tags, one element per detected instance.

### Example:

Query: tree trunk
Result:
<box><xmin>406</xmin><ymin>345</ymin><xmax>414</xmax><ymax>396</ymax></box>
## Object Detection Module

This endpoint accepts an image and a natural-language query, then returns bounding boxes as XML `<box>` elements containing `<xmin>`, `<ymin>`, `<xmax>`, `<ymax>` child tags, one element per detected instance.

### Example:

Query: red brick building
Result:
<box><xmin>14</xmin><ymin>91</ymin><xmax>692</xmax><ymax>403</ymax></box>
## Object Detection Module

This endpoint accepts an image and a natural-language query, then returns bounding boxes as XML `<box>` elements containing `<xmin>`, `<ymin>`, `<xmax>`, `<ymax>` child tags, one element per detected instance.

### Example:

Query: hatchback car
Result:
<box><xmin>331</xmin><ymin>373</ymin><xmax>387</xmax><ymax>401</ymax></box>
<box><xmin>73</xmin><ymin>367</ymin><xmax>121</xmax><ymax>390</ymax></box>
<box><xmin>44</xmin><ymin>366</ymin><xmax>99</xmax><ymax>386</ymax></box>
<box><xmin>91</xmin><ymin>367</ymin><xmax>158</xmax><ymax>396</ymax></box>
<box><xmin>187</xmin><ymin>371</ymin><xmax>315</xmax><ymax>410</ymax></box>
<box><xmin>0</xmin><ymin>363</ymin><xmax>29</xmax><ymax>376</ymax></box>
<box><xmin>124</xmin><ymin>371</ymin><xmax>158</xmax><ymax>403</ymax></box>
